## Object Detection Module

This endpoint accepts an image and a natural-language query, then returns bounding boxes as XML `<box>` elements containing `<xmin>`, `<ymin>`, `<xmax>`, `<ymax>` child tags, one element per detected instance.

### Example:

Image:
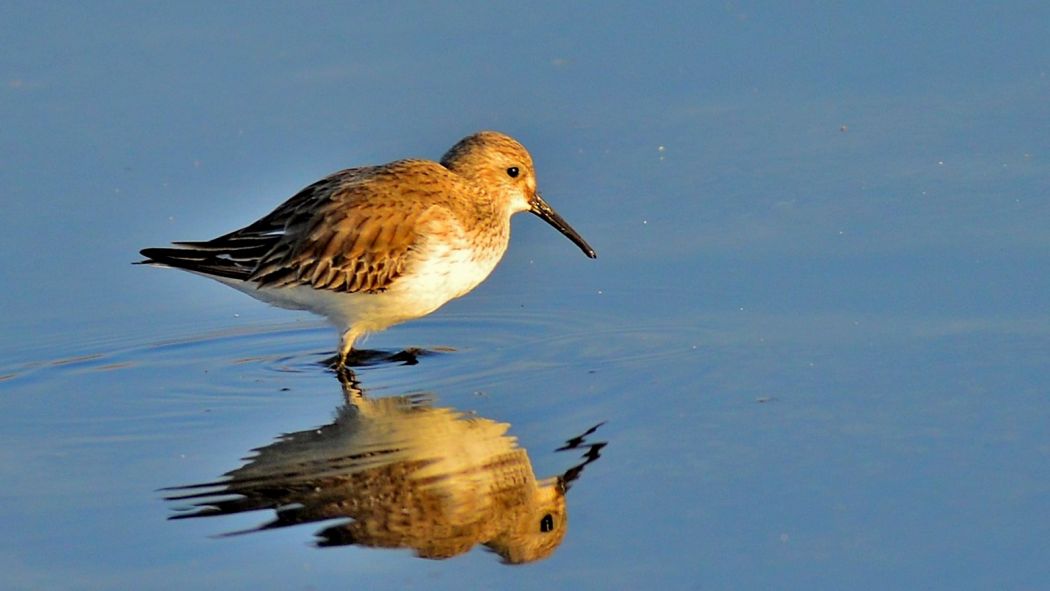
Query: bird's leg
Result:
<box><xmin>335</xmin><ymin>364</ymin><xmax>364</xmax><ymax>404</ymax></box>
<box><xmin>336</xmin><ymin>327</ymin><xmax>362</xmax><ymax>368</ymax></box>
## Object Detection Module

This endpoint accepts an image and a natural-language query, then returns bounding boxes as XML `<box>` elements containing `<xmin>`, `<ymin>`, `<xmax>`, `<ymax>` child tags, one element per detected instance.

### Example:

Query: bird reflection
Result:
<box><xmin>165</xmin><ymin>372</ymin><xmax>605</xmax><ymax>564</ymax></box>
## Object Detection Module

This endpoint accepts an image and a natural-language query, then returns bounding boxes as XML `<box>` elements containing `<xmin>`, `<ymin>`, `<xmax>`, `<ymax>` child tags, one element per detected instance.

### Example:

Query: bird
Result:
<box><xmin>164</xmin><ymin>377</ymin><xmax>577</xmax><ymax>563</ymax></box>
<box><xmin>139</xmin><ymin>131</ymin><xmax>596</xmax><ymax>367</ymax></box>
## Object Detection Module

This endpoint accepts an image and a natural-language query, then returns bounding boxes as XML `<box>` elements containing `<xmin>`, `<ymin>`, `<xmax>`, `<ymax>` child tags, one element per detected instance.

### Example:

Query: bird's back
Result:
<box><xmin>140</xmin><ymin>160</ymin><xmax>499</xmax><ymax>291</ymax></box>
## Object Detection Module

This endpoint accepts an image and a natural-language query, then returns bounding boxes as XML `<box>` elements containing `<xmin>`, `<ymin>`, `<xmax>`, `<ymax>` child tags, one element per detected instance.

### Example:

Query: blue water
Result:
<box><xmin>2</xmin><ymin>3</ymin><xmax>1048</xmax><ymax>589</ymax></box>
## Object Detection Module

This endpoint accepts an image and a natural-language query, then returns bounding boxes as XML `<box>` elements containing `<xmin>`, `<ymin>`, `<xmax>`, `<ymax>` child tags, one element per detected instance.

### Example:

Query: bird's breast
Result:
<box><xmin>392</xmin><ymin>232</ymin><xmax>507</xmax><ymax>313</ymax></box>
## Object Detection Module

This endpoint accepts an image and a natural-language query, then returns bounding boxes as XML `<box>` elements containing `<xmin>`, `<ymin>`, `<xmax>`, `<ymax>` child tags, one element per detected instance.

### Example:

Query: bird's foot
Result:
<box><xmin>321</xmin><ymin>346</ymin><xmax>450</xmax><ymax>370</ymax></box>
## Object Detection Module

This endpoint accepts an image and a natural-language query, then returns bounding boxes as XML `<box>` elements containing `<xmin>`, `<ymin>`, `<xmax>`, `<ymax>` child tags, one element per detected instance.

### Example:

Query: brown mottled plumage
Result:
<box><xmin>140</xmin><ymin>131</ymin><xmax>596</xmax><ymax>366</ymax></box>
<box><xmin>165</xmin><ymin>379</ymin><xmax>573</xmax><ymax>564</ymax></box>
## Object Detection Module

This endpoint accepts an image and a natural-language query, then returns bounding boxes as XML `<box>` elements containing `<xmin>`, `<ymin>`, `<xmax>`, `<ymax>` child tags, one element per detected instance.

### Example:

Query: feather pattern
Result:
<box><xmin>144</xmin><ymin>161</ymin><xmax>466</xmax><ymax>295</ymax></box>
<box><xmin>138</xmin><ymin>131</ymin><xmax>596</xmax><ymax>364</ymax></box>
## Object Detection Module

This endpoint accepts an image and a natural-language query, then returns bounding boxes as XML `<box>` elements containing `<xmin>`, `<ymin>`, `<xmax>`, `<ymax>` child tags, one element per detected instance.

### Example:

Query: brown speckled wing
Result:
<box><xmin>142</xmin><ymin>161</ymin><xmax>459</xmax><ymax>293</ymax></box>
<box><xmin>248</xmin><ymin>162</ymin><xmax>448</xmax><ymax>294</ymax></box>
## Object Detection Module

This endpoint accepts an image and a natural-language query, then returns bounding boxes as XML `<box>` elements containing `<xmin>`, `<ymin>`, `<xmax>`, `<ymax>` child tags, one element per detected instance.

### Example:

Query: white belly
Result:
<box><xmin>212</xmin><ymin>239</ymin><xmax>504</xmax><ymax>334</ymax></box>
<box><xmin>392</xmin><ymin>240</ymin><xmax>503</xmax><ymax>313</ymax></box>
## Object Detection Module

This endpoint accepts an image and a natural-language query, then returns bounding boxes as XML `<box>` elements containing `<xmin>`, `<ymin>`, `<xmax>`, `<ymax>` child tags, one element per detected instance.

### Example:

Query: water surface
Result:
<box><xmin>2</xmin><ymin>3</ymin><xmax>1049</xmax><ymax>590</ymax></box>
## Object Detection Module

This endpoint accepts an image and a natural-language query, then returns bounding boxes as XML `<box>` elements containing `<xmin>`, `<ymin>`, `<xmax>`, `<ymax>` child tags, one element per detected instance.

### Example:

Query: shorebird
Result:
<box><xmin>165</xmin><ymin>378</ymin><xmax>585</xmax><ymax>563</ymax></box>
<box><xmin>139</xmin><ymin>131</ymin><xmax>596</xmax><ymax>367</ymax></box>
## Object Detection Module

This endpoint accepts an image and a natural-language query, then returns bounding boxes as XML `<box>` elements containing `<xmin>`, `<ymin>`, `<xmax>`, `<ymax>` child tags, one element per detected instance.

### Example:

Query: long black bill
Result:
<box><xmin>529</xmin><ymin>193</ymin><xmax>597</xmax><ymax>259</ymax></box>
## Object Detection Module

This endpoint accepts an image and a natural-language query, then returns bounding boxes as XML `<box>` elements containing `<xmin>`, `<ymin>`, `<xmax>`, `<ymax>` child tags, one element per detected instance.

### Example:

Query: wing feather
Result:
<box><xmin>248</xmin><ymin>162</ymin><xmax>453</xmax><ymax>294</ymax></box>
<box><xmin>141</xmin><ymin>160</ymin><xmax>457</xmax><ymax>294</ymax></box>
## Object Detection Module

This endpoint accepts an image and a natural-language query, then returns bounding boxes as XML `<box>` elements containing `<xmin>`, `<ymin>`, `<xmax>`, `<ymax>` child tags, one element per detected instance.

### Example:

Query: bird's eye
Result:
<box><xmin>506</xmin><ymin>167</ymin><xmax>519</xmax><ymax>178</ymax></box>
<box><xmin>539</xmin><ymin>514</ymin><xmax>554</xmax><ymax>533</ymax></box>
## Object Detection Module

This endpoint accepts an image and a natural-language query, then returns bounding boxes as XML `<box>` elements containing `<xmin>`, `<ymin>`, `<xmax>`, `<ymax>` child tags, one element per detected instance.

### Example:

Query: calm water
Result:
<box><xmin>3</xmin><ymin>3</ymin><xmax>1049</xmax><ymax>590</ymax></box>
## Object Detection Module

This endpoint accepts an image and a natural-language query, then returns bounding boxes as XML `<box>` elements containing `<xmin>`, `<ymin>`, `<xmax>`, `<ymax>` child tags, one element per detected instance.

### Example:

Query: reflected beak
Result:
<box><xmin>528</xmin><ymin>193</ymin><xmax>597</xmax><ymax>259</ymax></box>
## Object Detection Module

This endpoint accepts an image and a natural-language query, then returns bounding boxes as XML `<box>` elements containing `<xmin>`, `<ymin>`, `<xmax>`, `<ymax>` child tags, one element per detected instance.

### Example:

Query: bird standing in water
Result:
<box><xmin>139</xmin><ymin>131</ymin><xmax>596</xmax><ymax>367</ymax></box>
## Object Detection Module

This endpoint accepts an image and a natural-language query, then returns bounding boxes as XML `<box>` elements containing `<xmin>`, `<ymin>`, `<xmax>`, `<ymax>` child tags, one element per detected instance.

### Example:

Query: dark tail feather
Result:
<box><xmin>138</xmin><ymin>247</ymin><xmax>252</xmax><ymax>280</ymax></box>
<box><xmin>172</xmin><ymin>235</ymin><xmax>275</xmax><ymax>251</ymax></box>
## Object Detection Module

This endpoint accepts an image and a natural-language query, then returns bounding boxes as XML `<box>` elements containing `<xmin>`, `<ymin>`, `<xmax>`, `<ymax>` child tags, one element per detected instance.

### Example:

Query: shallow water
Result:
<box><xmin>3</xmin><ymin>3</ymin><xmax>1050</xmax><ymax>590</ymax></box>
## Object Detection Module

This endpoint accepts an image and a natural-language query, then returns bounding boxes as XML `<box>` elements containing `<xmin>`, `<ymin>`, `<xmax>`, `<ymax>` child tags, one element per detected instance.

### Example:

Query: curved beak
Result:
<box><xmin>529</xmin><ymin>193</ymin><xmax>597</xmax><ymax>259</ymax></box>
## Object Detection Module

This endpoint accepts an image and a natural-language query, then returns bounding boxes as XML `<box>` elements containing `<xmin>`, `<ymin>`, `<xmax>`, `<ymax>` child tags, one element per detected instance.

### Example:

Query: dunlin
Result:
<box><xmin>139</xmin><ymin>131</ymin><xmax>596</xmax><ymax>366</ymax></box>
<box><xmin>166</xmin><ymin>378</ymin><xmax>575</xmax><ymax>563</ymax></box>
